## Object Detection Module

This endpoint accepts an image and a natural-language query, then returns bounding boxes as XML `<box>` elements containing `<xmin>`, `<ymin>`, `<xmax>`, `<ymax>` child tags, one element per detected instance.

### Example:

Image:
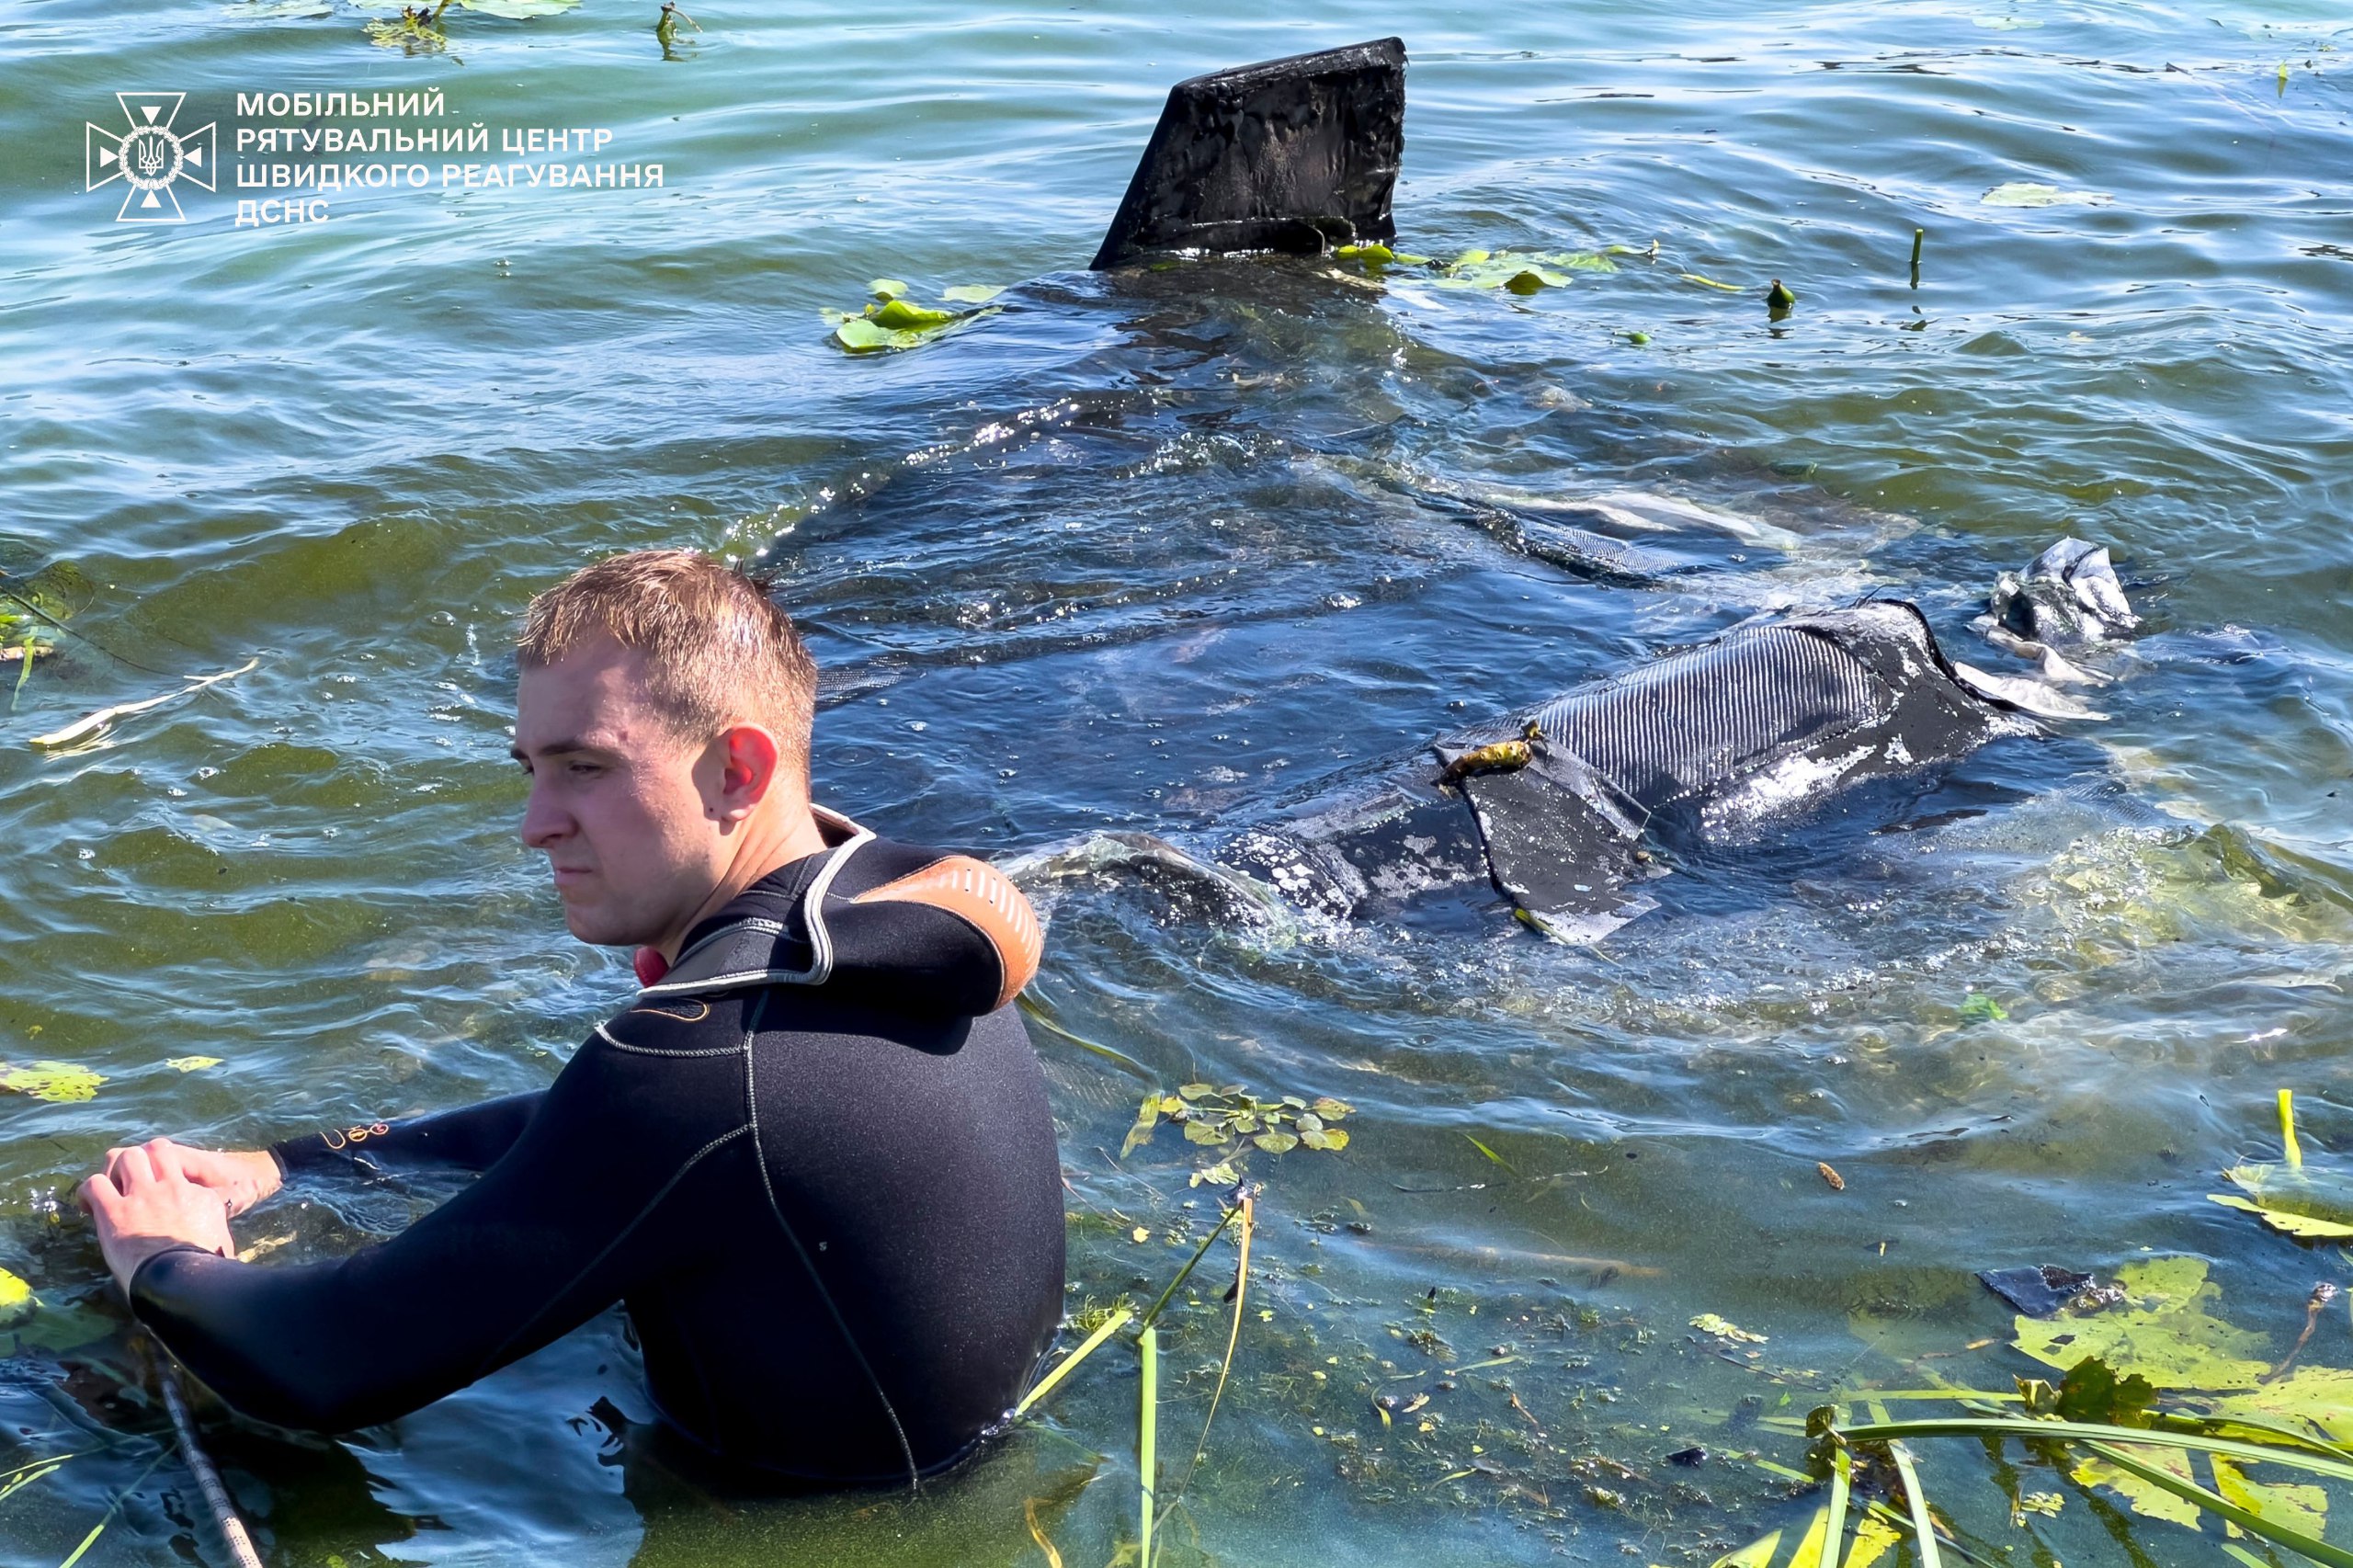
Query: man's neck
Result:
<box><xmin>656</xmin><ymin>801</ymin><xmax>833</xmax><ymax>961</ymax></box>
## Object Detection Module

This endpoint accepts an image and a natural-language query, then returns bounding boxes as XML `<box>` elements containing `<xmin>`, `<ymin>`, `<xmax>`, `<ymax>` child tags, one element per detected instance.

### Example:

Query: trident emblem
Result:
<box><xmin>86</xmin><ymin>93</ymin><xmax>215</xmax><ymax>223</ymax></box>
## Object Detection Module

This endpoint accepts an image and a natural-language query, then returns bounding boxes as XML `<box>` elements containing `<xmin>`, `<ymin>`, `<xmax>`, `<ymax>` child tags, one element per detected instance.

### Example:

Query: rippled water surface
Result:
<box><xmin>2</xmin><ymin>0</ymin><xmax>2351</xmax><ymax>1562</ymax></box>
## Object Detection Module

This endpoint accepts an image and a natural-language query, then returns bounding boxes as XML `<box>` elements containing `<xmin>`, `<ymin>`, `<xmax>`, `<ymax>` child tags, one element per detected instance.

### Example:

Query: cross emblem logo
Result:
<box><xmin>87</xmin><ymin>93</ymin><xmax>216</xmax><ymax>223</ymax></box>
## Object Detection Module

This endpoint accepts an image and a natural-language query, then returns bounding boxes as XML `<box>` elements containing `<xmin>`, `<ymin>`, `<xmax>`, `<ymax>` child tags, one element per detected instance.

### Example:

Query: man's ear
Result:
<box><xmin>713</xmin><ymin>725</ymin><xmax>782</xmax><ymax>821</ymax></box>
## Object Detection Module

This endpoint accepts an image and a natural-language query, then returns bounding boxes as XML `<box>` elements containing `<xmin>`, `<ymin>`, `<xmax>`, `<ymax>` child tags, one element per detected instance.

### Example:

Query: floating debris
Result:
<box><xmin>1982</xmin><ymin>181</ymin><xmax>2113</xmax><ymax>208</ymax></box>
<box><xmin>1977</xmin><ymin>1264</ymin><xmax>2121</xmax><ymax>1318</ymax></box>
<box><xmin>1817</xmin><ymin>1162</ymin><xmax>1846</xmax><ymax>1192</ymax></box>
<box><xmin>29</xmin><ymin>658</ymin><xmax>260</xmax><ymax>751</ymax></box>
<box><xmin>1689</xmin><ymin>1312</ymin><xmax>1768</xmax><ymax>1345</ymax></box>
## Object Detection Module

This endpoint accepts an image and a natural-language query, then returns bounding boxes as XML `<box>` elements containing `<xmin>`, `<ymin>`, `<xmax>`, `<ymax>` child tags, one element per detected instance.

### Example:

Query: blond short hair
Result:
<box><xmin>518</xmin><ymin>550</ymin><xmax>817</xmax><ymax>778</ymax></box>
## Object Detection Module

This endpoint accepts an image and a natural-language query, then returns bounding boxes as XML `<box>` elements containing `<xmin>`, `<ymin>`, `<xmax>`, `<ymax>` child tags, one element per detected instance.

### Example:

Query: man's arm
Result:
<box><xmin>109</xmin><ymin>1092</ymin><xmax>550</xmax><ymax>1221</ymax></box>
<box><xmin>87</xmin><ymin>1050</ymin><xmax>731</xmax><ymax>1432</ymax></box>
<box><xmin>268</xmin><ymin>1091</ymin><xmax>548</xmax><ymax>1178</ymax></box>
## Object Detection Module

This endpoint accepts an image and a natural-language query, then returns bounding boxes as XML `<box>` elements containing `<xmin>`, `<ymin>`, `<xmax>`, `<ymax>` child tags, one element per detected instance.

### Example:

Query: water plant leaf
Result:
<box><xmin>2013</xmin><ymin>1256</ymin><xmax>2272</xmax><ymax>1390</ymax></box>
<box><xmin>834</xmin><ymin>317</ymin><xmax>929</xmax><ymax>353</ymax></box>
<box><xmin>2018</xmin><ymin>1356</ymin><xmax>2157</xmax><ymax>1426</ymax></box>
<box><xmin>1464</xmin><ymin>1134</ymin><xmax>1515</xmax><ymax>1170</ymax></box>
<box><xmin>1122</xmin><ymin>1096</ymin><xmax>1163</xmax><ymax>1157</ymax></box>
<box><xmin>871</xmin><ymin>298</ymin><xmax>957</xmax><ymax>330</ymax></box>
<box><xmin>2070</xmin><ymin>1447</ymin><xmax>2204</xmax><ymax>1528</ymax></box>
<box><xmin>869</xmin><ymin>279</ymin><xmax>909</xmax><ymax>298</ymax></box>
<box><xmin>0</xmin><ymin>1268</ymin><xmax>31</xmax><ymax>1328</ymax></box>
<box><xmin>1708</xmin><ymin>1528</ymin><xmax>1782</xmax><ymax>1568</ymax></box>
<box><xmin>1129</xmin><ymin>1082</ymin><xmax>1353</xmax><ymax>1158</ymax></box>
<box><xmin>1982</xmin><ymin>182</ymin><xmax>2113</xmax><ymax>208</ymax></box>
<box><xmin>2210</xmin><ymin>1164</ymin><xmax>2353</xmax><ymax>1239</ymax></box>
<box><xmin>1015</xmin><ymin>1303</ymin><xmax>1132</xmax><ymax>1417</ymax></box>
<box><xmin>1436</xmin><ymin>252</ymin><xmax>1574</xmax><ymax>291</ymax></box>
<box><xmin>1555</xmin><ymin>250</ymin><xmax>1619</xmax><ymax>272</ymax></box>
<box><xmin>2211</xmin><ymin>1453</ymin><xmax>2328</xmax><ymax>1540</ymax></box>
<box><xmin>0</xmin><ymin>1062</ymin><xmax>102</xmax><ymax>1103</ymax></box>
<box><xmin>2086</xmin><ymin>1440</ymin><xmax>2353</xmax><ymax>1565</ymax></box>
<box><xmin>165</xmin><ymin>1056</ymin><xmax>222</xmax><ymax>1073</ymax></box>
<box><xmin>940</xmin><ymin>284</ymin><xmax>1004</xmax><ymax>304</ymax></box>
<box><xmin>1960</xmin><ymin>993</ymin><xmax>2007</xmax><ymax>1022</ymax></box>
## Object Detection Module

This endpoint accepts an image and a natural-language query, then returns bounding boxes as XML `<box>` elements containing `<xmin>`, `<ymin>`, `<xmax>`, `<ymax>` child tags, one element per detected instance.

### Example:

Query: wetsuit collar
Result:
<box><xmin>635</xmin><ymin>805</ymin><xmax>876</xmax><ymax>999</ymax></box>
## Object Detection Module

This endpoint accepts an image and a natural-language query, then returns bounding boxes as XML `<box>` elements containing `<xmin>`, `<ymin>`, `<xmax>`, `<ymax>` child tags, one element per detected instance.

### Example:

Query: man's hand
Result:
<box><xmin>79</xmin><ymin>1144</ymin><xmax>247</xmax><ymax>1295</ymax></box>
<box><xmin>102</xmin><ymin>1138</ymin><xmax>280</xmax><ymax>1217</ymax></box>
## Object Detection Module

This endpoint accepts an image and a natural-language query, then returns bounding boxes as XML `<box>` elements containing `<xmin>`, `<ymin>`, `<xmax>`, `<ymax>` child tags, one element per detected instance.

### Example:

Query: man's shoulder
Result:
<box><xmin>590</xmin><ymin>989</ymin><xmax>757</xmax><ymax>1058</ymax></box>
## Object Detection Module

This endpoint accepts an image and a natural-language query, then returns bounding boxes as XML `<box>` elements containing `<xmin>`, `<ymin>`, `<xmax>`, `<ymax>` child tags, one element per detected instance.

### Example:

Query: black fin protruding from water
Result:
<box><xmin>1089</xmin><ymin>38</ymin><xmax>1407</xmax><ymax>270</ymax></box>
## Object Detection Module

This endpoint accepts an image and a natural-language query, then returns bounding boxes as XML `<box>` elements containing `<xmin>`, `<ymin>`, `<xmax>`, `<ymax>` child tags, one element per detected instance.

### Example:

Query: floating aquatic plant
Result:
<box><xmin>825</xmin><ymin>279</ymin><xmax>1002</xmax><ymax>353</ymax></box>
<box><xmin>1122</xmin><ymin>1083</ymin><xmax>1352</xmax><ymax>1156</ymax></box>
<box><xmin>2211</xmin><ymin>1089</ymin><xmax>2353</xmax><ymax>1239</ymax></box>
<box><xmin>0</xmin><ymin>1062</ymin><xmax>102</xmax><ymax>1103</ymax></box>
<box><xmin>1749</xmin><ymin>1261</ymin><xmax>2353</xmax><ymax>1565</ymax></box>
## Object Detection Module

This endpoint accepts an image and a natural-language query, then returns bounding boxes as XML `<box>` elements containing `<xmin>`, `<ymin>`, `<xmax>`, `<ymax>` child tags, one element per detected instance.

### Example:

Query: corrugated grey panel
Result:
<box><xmin>1529</xmin><ymin>625</ymin><xmax>1884</xmax><ymax>808</ymax></box>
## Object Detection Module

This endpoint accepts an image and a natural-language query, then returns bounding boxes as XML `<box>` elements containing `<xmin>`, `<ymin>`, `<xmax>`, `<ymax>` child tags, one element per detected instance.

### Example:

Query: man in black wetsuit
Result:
<box><xmin>77</xmin><ymin>550</ymin><xmax>1065</xmax><ymax>1486</ymax></box>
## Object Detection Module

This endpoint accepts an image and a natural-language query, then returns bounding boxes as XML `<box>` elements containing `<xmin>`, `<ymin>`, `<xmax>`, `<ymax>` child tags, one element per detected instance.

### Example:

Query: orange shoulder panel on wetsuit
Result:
<box><xmin>851</xmin><ymin>856</ymin><xmax>1042</xmax><ymax>1011</ymax></box>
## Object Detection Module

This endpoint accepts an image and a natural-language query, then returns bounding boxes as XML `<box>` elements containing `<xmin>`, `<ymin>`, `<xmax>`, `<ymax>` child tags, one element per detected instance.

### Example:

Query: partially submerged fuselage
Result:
<box><xmin>1214</xmin><ymin>599</ymin><xmax>2038</xmax><ymax>940</ymax></box>
<box><xmin>1010</xmin><ymin>540</ymin><xmax>2136</xmax><ymax>944</ymax></box>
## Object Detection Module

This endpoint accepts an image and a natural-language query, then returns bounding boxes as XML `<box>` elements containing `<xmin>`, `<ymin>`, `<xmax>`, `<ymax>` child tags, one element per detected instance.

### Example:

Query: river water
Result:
<box><xmin>1</xmin><ymin>0</ymin><xmax>2349</xmax><ymax>1562</ymax></box>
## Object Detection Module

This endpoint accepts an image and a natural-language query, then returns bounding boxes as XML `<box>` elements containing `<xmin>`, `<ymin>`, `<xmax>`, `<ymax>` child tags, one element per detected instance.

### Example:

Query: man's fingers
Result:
<box><xmin>76</xmin><ymin>1174</ymin><xmax>121</xmax><ymax>1222</ymax></box>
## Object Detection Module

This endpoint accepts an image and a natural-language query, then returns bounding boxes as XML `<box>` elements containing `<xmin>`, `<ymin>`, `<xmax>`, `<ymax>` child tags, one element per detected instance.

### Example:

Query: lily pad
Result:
<box><xmin>0</xmin><ymin>1062</ymin><xmax>101</xmax><ymax>1103</ymax></box>
<box><xmin>1434</xmin><ymin>251</ymin><xmax>1580</xmax><ymax>292</ymax></box>
<box><xmin>165</xmin><ymin>1055</ymin><xmax>223</xmax><ymax>1073</ymax></box>
<box><xmin>868</xmin><ymin>278</ymin><xmax>909</xmax><ymax>299</ymax></box>
<box><xmin>835</xmin><ymin>317</ymin><xmax>931</xmax><ymax>353</ymax></box>
<box><xmin>2013</xmin><ymin>1256</ymin><xmax>2270</xmax><ymax>1389</ymax></box>
<box><xmin>870</xmin><ymin>298</ymin><xmax>958</xmax><ymax>330</ymax></box>
<box><xmin>940</xmin><ymin>284</ymin><xmax>1005</xmax><ymax>304</ymax></box>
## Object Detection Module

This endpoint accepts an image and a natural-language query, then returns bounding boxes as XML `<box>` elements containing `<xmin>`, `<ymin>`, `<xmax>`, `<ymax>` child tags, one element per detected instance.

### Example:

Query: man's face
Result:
<box><xmin>513</xmin><ymin>638</ymin><xmax>728</xmax><ymax>949</ymax></box>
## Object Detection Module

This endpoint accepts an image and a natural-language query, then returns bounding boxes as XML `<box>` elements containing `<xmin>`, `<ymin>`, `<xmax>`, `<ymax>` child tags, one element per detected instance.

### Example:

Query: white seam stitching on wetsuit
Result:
<box><xmin>472</xmin><ymin>1121</ymin><xmax>755</xmax><ymax>1377</ymax></box>
<box><xmin>738</xmin><ymin>987</ymin><xmax>924</xmax><ymax>1491</ymax></box>
<box><xmin>593</xmin><ymin>1023</ymin><xmax>746</xmax><ymax>1059</ymax></box>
